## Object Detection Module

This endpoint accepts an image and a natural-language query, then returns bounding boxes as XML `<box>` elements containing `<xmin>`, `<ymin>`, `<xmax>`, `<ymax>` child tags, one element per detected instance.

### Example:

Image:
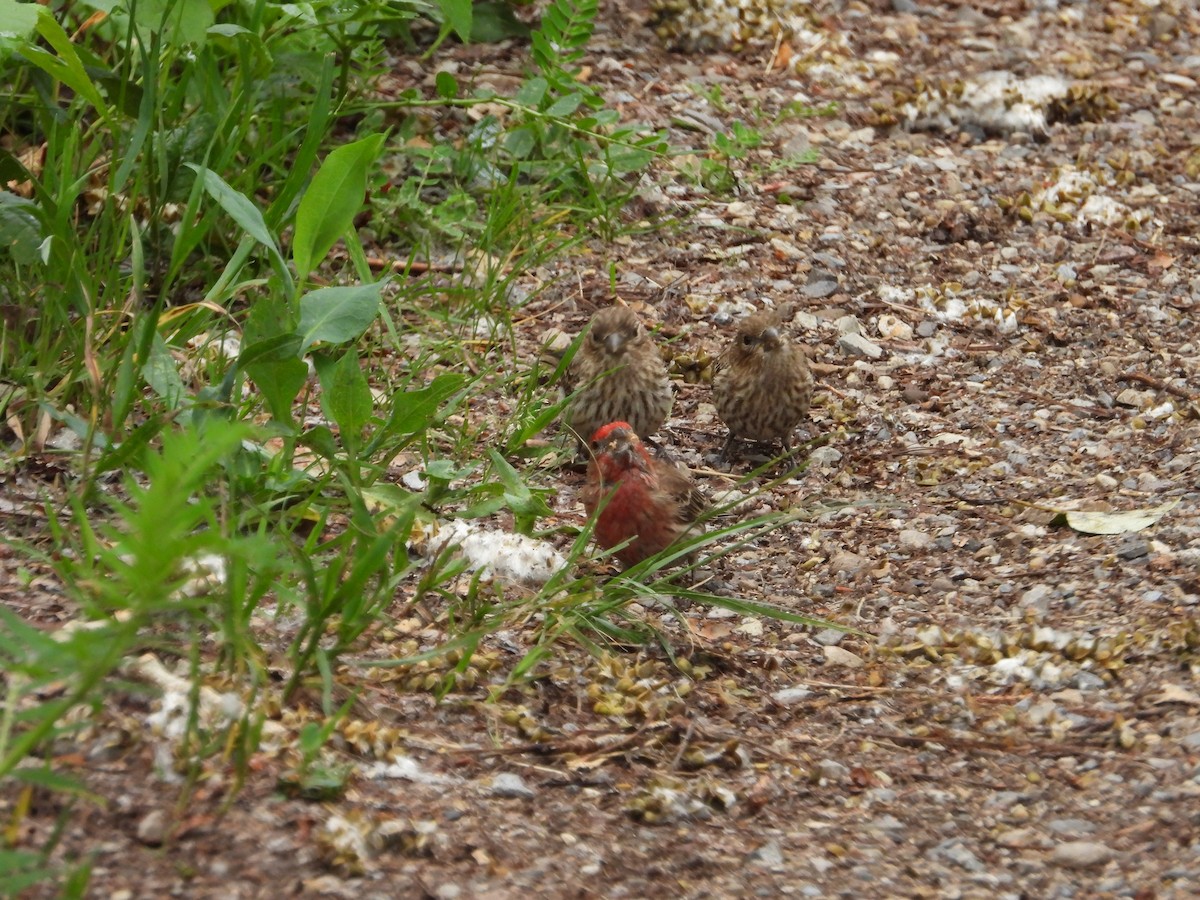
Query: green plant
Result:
<box><xmin>0</xmin><ymin>422</ymin><xmax>264</xmax><ymax>888</ymax></box>
<box><xmin>0</xmin><ymin>2</ymin><xmax>854</xmax><ymax>893</ymax></box>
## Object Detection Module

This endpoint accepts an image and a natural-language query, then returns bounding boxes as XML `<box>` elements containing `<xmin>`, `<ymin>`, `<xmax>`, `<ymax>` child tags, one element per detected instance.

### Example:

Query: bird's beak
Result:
<box><xmin>761</xmin><ymin>326</ymin><xmax>781</xmax><ymax>349</ymax></box>
<box><xmin>604</xmin><ymin>332</ymin><xmax>626</xmax><ymax>355</ymax></box>
<box><xmin>610</xmin><ymin>438</ymin><xmax>646</xmax><ymax>471</ymax></box>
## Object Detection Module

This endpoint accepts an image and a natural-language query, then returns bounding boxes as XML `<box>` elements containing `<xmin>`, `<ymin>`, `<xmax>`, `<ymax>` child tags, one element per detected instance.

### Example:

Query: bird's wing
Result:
<box><xmin>659</xmin><ymin>464</ymin><xmax>708</xmax><ymax>525</ymax></box>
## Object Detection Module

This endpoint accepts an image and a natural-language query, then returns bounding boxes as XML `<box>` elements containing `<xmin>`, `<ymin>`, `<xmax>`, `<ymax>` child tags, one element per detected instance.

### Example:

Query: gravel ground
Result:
<box><xmin>5</xmin><ymin>0</ymin><xmax>1200</xmax><ymax>897</ymax></box>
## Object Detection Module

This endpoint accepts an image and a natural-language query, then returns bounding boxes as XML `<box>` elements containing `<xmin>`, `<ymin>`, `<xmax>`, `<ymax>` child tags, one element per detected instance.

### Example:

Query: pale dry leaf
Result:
<box><xmin>1058</xmin><ymin>499</ymin><xmax>1179</xmax><ymax>535</ymax></box>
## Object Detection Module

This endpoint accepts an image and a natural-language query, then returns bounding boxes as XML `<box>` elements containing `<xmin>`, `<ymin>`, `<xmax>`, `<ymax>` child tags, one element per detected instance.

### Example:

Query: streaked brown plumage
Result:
<box><xmin>565</xmin><ymin>307</ymin><xmax>673</xmax><ymax>445</ymax></box>
<box><xmin>581</xmin><ymin>421</ymin><xmax>707</xmax><ymax>569</ymax></box>
<box><xmin>712</xmin><ymin>309</ymin><xmax>813</xmax><ymax>458</ymax></box>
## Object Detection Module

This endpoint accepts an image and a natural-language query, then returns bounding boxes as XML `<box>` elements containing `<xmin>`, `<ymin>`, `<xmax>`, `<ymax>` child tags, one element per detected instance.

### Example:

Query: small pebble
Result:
<box><xmin>748</xmin><ymin>839</ymin><xmax>785</xmax><ymax>868</ymax></box>
<box><xmin>136</xmin><ymin>810</ymin><xmax>169</xmax><ymax>847</ymax></box>
<box><xmin>814</xmin><ymin>628</ymin><xmax>845</xmax><ymax>646</ymax></box>
<box><xmin>823</xmin><ymin>646</ymin><xmax>865</xmax><ymax>668</ymax></box>
<box><xmin>772</xmin><ymin>686</ymin><xmax>813</xmax><ymax>705</ymax></box>
<box><xmin>838</xmin><ymin>332</ymin><xmax>884</xmax><ymax>359</ymax></box>
<box><xmin>1047</xmin><ymin>818</ymin><xmax>1096</xmax><ymax>837</ymax></box>
<box><xmin>1051</xmin><ymin>840</ymin><xmax>1114</xmax><ymax>869</ymax></box>
<box><xmin>490</xmin><ymin>773</ymin><xmax>535</xmax><ymax>799</ymax></box>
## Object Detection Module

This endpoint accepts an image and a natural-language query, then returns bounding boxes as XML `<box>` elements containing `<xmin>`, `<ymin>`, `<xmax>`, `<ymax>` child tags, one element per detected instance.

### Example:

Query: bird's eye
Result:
<box><xmin>590</xmin><ymin>331</ymin><xmax>603</xmax><ymax>343</ymax></box>
<box><xmin>741</xmin><ymin>334</ymin><xmax>754</xmax><ymax>346</ymax></box>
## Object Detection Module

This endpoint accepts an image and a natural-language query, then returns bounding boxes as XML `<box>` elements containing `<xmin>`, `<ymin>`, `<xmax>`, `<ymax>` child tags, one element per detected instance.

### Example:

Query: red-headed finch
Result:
<box><xmin>580</xmin><ymin>421</ymin><xmax>707</xmax><ymax>569</ymax></box>
<box><xmin>712</xmin><ymin>309</ymin><xmax>813</xmax><ymax>458</ymax></box>
<box><xmin>565</xmin><ymin>307</ymin><xmax>674</xmax><ymax>445</ymax></box>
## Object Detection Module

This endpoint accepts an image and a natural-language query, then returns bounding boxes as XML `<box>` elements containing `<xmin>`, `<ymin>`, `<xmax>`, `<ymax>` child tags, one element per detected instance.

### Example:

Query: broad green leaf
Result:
<box><xmin>609</xmin><ymin>147</ymin><xmax>656</xmax><ymax>174</ymax></box>
<box><xmin>297</xmin><ymin>283</ymin><xmax>382</xmax><ymax>351</ymax></box>
<box><xmin>503</xmin><ymin>126</ymin><xmax>536</xmax><ymax>159</ymax></box>
<box><xmin>245</xmin><ymin>357</ymin><xmax>308</xmax><ymax>425</ymax></box>
<box><xmin>207</xmin><ymin>23</ymin><xmax>252</xmax><ymax>37</ymax></box>
<box><xmin>359</xmin><ymin>482</ymin><xmax>425</xmax><ymax>518</ymax></box>
<box><xmin>0</xmin><ymin>191</ymin><xmax>42</xmax><ymax>264</ymax></box>
<box><xmin>187</xmin><ymin>164</ymin><xmax>278</xmax><ymax>251</ymax></box>
<box><xmin>133</xmin><ymin>0</ymin><xmax>214</xmax><ymax>46</ymax></box>
<box><xmin>385</xmin><ymin>373</ymin><xmax>466</xmax><ymax>437</ymax></box>
<box><xmin>513</xmin><ymin>76</ymin><xmax>548</xmax><ymax>108</ymax></box>
<box><xmin>23</xmin><ymin>13</ymin><xmax>111</xmax><ymax>123</ymax></box>
<box><xmin>292</xmin><ymin>133</ymin><xmax>386</xmax><ymax>281</ymax></box>
<box><xmin>314</xmin><ymin>351</ymin><xmax>372</xmax><ymax>441</ymax></box>
<box><xmin>237</xmin><ymin>333</ymin><xmax>304</xmax><ymax>367</ymax></box>
<box><xmin>0</xmin><ymin>0</ymin><xmax>39</xmax><ymax>38</ymax></box>
<box><xmin>545</xmin><ymin>93</ymin><xmax>584</xmax><ymax>118</ymax></box>
<box><xmin>471</xmin><ymin>1</ymin><xmax>530</xmax><ymax>42</ymax></box>
<box><xmin>435</xmin><ymin>0</ymin><xmax>472</xmax><ymax>41</ymax></box>
<box><xmin>142</xmin><ymin>334</ymin><xmax>187</xmax><ymax>409</ymax></box>
<box><xmin>435</xmin><ymin>70</ymin><xmax>458</xmax><ymax>99</ymax></box>
<box><xmin>300</xmin><ymin>424</ymin><xmax>339</xmax><ymax>459</ymax></box>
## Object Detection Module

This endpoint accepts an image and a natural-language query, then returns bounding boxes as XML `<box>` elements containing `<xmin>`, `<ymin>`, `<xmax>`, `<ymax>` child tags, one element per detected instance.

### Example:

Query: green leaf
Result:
<box><xmin>300</xmin><ymin>424</ymin><xmax>339</xmax><ymax>459</ymax></box>
<box><xmin>207</xmin><ymin>23</ymin><xmax>252</xmax><ymax>37</ymax></box>
<box><xmin>385</xmin><ymin>373</ymin><xmax>466</xmax><ymax>437</ymax></box>
<box><xmin>133</xmin><ymin>0</ymin><xmax>214</xmax><ymax>46</ymax></box>
<box><xmin>22</xmin><ymin>13</ymin><xmax>112</xmax><ymax>124</ymax></box>
<box><xmin>297</xmin><ymin>283</ymin><xmax>383</xmax><ymax>352</ymax></box>
<box><xmin>292</xmin><ymin>133</ymin><xmax>386</xmax><ymax>282</ymax></box>
<box><xmin>237</xmin><ymin>334</ymin><xmax>304</xmax><ymax>368</ymax></box>
<box><xmin>503</xmin><ymin>126</ymin><xmax>537</xmax><ymax>159</ymax></box>
<box><xmin>513</xmin><ymin>76</ymin><xmax>548</xmax><ymax>108</ymax></box>
<box><xmin>0</xmin><ymin>190</ymin><xmax>42</xmax><ymax>264</ymax></box>
<box><xmin>8</xmin><ymin>766</ymin><xmax>95</xmax><ymax>798</ymax></box>
<box><xmin>187</xmin><ymin>164</ymin><xmax>278</xmax><ymax>252</ymax></box>
<box><xmin>435</xmin><ymin>71</ymin><xmax>458</xmax><ymax>99</ymax></box>
<box><xmin>142</xmin><ymin>334</ymin><xmax>187</xmax><ymax>409</ymax></box>
<box><xmin>0</xmin><ymin>0</ymin><xmax>40</xmax><ymax>38</ymax></box>
<box><xmin>545</xmin><ymin>93</ymin><xmax>584</xmax><ymax>118</ymax></box>
<box><xmin>359</xmin><ymin>482</ymin><xmax>425</xmax><ymax>519</ymax></box>
<box><xmin>435</xmin><ymin>0</ymin><xmax>472</xmax><ymax>41</ymax></box>
<box><xmin>314</xmin><ymin>351</ymin><xmax>372</xmax><ymax>442</ymax></box>
<box><xmin>471</xmin><ymin>1</ymin><xmax>531</xmax><ymax>42</ymax></box>
<box><xmin>246</xmin><ymin>357</ymin><xmax>308</xmax><ymax>425</ymax></box>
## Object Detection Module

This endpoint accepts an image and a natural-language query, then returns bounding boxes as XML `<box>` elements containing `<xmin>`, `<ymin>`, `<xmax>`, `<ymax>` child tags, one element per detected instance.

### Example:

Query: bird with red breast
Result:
<box><xmin>580</xmin><ymin>421</ymin><xmax>707</xmax><ymax>569</ymax></box>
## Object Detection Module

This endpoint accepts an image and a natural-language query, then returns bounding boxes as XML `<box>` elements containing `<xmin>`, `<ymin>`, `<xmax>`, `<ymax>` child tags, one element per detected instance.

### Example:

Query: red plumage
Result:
<box><xmin>580</xmin><ymin>421</ymin><xmax>707</xmax><ymax>569</ymax></box>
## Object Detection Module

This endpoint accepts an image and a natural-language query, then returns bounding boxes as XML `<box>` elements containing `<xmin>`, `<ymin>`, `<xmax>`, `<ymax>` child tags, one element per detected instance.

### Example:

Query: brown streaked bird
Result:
<box><xmin>580</xmin><ymin>421</ymin><xmax>707</xmax><ymax>569</ymax></box>
<box><xmin>712</xmin><ymin>308</ymin><xmax>813</xmax><ymax>459</ymax></box>
<box><xmin>565</xmin><ymin>306</ymin><xmax>674</xmax><ymax>445</ymax></box>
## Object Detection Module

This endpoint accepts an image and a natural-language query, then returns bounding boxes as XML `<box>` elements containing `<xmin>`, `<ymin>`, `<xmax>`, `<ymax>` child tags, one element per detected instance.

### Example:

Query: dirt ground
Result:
<box><xmin>5</xmin><ymin>0</ymin><xmax>1200</xmax><ymax>897</ymax></box>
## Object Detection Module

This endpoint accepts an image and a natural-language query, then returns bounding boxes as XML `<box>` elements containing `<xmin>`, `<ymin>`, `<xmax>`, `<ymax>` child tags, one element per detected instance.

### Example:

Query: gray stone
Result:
<box><xmin>814</xmin><ymin>628</ymin><xmax>846</xmax><ymax>646</ymax></box>
<box><xmin>928</xmin><ymin>838</ymin><xmax>984</xmax><ymax>872</ymax></box>
<box><xmin>1047</xmin><ymin>818</ymin><xmax>1096</xmax><ymax>837</ymax></box>
<box><xmin>816</xmin><ymin>759</ymin><xmax>850</xmax><ymax>782</ymax></box>
<box><xmin>870</xmin><ymin>814</ymin><xmax>905</xmax><ymax>833</ymax></box>
<box><xmin>898</xmin><ymin>529</ymin><xmax>933</xmax><ymax>551</ymax></box>
<box><xmin>838</xmin><ymin>332</ymin><xmax>884</xmax><ymax>359</ymax></box>
<box><xmin>809</xmin><ymin>446</ymin><xmax>844</xmax><ymax>467</ymax></box>
<box><xmin>748</xmin><ymin>839</ymin><xmax>784</xmax><ymax>869</ymax></box>
<box><xmin>136</xmin><ymin>809</ymin><xmax>169</xmax><ymax>847</ymax></box>
<box><xmin>1019</xmin><ymin>584</ymin><xmax>1054</xmax><ymax>611</ymax></box>
<box><xmin>772</xmin><ymin>686</ymin><xmax>813</xmax><ymax>705</ymax></box>
<box><xmin>490</xmin><ymin>772</ymin><xmax>535</xmax><ymax>799</ymax></box>
<box><xmin>803</xmin><ymin>270</ymin><xmax>840</xmax><ymax>299</ymax></box>
<box><xmin>1051</xmin><ymin>840</ymin><xmax>1114</xmax><ymax>869</ymax></box>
